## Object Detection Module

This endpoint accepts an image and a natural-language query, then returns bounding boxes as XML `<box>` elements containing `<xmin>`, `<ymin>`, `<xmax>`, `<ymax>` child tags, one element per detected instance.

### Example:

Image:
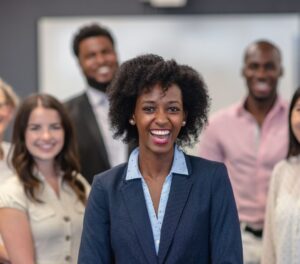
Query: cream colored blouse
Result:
<box><xmin>0</xmin><ymin>142</ymin><xmax>14</xmax><ymax>182</ymax></box>
<box><xmin>0</xmin><ymin>171</ymin><xmax>90</xmax><ymax>264</ymax></box>
<box><xmin>262</xmin><ymin>157</ymin><xmax>300</xmax><ymax>264</ymax></box>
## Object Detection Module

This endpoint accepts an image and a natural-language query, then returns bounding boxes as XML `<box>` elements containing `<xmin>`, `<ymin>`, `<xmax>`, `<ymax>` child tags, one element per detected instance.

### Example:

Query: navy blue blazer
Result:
<box><xmin>78</xmin><ymin>154</ymin><xmax>243</xmax><ymax>264</ymax></box>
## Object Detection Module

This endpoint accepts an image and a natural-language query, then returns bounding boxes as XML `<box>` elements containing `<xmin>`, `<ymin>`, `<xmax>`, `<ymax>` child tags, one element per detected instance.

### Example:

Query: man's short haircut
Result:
<box><xmin>244</xmin><ymin>39</ymin><xmax>282</xmax><ymax>63</ymax></box>
<box><xmin>72</xmin><ymin>23</ymin><xmax>115</xmax><ymax>57</ymax></box>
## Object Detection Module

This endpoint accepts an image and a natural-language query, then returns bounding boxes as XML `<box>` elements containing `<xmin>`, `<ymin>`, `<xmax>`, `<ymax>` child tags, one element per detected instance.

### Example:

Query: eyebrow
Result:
<box><xmin>27</xmin><ymin>121</ymin><xmax>61</xmax><ymax>125</ymax></box>
<box><xmin>141</xmin><ymin>100</ymin><xmax>181</xmax><ymax>104</ymax></box>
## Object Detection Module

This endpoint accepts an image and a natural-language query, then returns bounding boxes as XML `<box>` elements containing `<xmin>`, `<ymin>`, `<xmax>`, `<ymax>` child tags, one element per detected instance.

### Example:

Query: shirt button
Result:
<box><xmin>65</xmin><ymin>235</ymin><xmax>71</xmax><ymax>241</ymax></box>
<box><xmin>63</xmin><ymin>216</ymin><xmax>70</xmax><ymax>222</ymax></box>
<box><xmin>65</xmin><ymin>255</ymin><xmax>71</xmax><ymax>261</ymax></box>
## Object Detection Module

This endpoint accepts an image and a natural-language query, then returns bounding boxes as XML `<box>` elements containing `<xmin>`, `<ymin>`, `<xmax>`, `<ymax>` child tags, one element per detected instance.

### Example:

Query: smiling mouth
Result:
<box><xmin>150</xmin><ymin>129</ymin><xmax>170</xmax><ymax>136</ymax></box>
<box><xmin>97</xmin><ymin>66</ymin><xmax>110</xmax><ymax>75</ymax></box>
<box><xmin>254</xmin><ymin>82</ymin><xmax>270</xmax><ymax>92</ymax></box>
<box><xmin>150</xmin><ymin>130</ymin><xmax>170</xmax><ymax>145</ymax></box>
<box><xmin>35</xmin><ymin>143</ymin><xmax>56</xmax><ymax>151</ymax></box>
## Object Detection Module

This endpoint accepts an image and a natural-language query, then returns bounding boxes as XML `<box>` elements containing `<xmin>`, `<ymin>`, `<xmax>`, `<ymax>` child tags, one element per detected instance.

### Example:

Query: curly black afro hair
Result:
<box><xmin>108</xmin><ymin>54</ymin><xmax>210</xmax><ymax>148</ymax></box>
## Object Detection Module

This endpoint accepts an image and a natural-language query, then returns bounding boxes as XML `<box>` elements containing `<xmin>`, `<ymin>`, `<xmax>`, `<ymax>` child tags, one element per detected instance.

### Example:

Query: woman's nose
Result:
<box><xmin>41</xmin><ymin>129</ymin><xmax>51</xmax><ymax>140</ymax></box>
<box><xmin>155</xmin><ymin>109</ymin><xmax>168</xmax><ymax>124</ymax></box>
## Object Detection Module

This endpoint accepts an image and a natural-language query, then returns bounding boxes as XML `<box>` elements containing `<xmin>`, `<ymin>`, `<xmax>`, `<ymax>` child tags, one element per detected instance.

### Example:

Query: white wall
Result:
<box><xmin>38</xmin><ymin>14</ymin><xmax>299</xmax><ymax>116</ymax></box>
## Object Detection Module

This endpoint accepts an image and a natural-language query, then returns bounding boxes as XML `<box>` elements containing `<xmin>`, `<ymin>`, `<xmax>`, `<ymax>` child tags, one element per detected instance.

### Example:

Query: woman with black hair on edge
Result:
<box><xmin>79</xmin><ymin>54</ymin><xmax>242</xmax><ymax>264</ymax></box>
<box><xmin>0</xmin><ymin>94</ymin><xmax>90</xmax><ymax>264</ymax></box>
<box><xmin>262</xmin><ymin>87</ymin><xmax>300</xmax><ymax>264</ymax></box>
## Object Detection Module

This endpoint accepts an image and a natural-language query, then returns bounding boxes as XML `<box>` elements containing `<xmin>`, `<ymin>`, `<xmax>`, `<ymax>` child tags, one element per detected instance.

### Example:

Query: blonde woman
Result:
<box><xmin>0</xmin><ymin>78</ymin><xmax>18</xmax><ymax>181</ymax></box>
<box><xmin>0</xmin><ymin>78</ymin><xmax>18</xmax><ymax>263</ymax></box>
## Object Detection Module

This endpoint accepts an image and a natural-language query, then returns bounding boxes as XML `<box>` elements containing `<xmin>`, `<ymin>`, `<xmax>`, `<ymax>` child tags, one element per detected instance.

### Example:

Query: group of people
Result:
<box><xmin>0</xmin><ymin>21</ymin><xmax>298</xmax><ymax>264</ymax></box>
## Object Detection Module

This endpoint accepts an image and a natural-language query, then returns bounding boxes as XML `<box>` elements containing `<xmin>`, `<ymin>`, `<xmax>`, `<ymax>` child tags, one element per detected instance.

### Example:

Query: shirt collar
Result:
<box><xmin>125</xmin><ymin>145</ymin><xmax>188</xmax><ymax>181</ymax></box>
<box><xmin>34</xmin><ymin>168</ymin><xmax>64</xmax><ymax>185</ymax></box>
<box><xmin>235</xmin><ymin>95</ymin><xmax>287</xmax><ymax>117</ymax></box>
<box><xmin>86</xmin><ymin>86</ymin><xmax>108</xmax><ymax>107</ymax></box>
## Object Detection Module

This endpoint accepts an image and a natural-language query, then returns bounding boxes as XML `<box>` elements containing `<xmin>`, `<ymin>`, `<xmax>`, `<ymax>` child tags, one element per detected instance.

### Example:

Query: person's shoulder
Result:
<box><xmin>272</xmin><ymin>157</ymin><xmax>296</xmax><ymax>178</ymax></box>
<box><xmin>208</xmin><ymin>102</ymin><xmax>240</xmax><ymax>124</ymax></box>
<box><xmin>0</xmin><ymin>175</ymin><xmax>24</xmax><ymax>196</ymax></box>
<box><xmin>281</xmin><ymin>98</ymin><xmax>289</xmax><ymax>115</ymax></box>
<box><xmin>277</xmin><ymin>95</ymin><xmax>289</xmax><ymax>107</ymax></box>
<box><xmin>185</xmin><ymin>154</ymin><xmax>227</xmax><ymax>176</ymax></box>
<box><xmin>92</xmin><ymin>163</ymin><xmax>128</xmax><ymax>189</ymax></box>
<box><xmin>274</xmin><ymin>158</ymin><xmax>289</xmax><ymax>170</ymax></box>
<box><xmin>65</xmin><ymin>92</ymin><xmax>88</xmax><ymax>107</ymax></box>
<box><xmin>184</xmin><ymin>154</ymin><xmax>231</xmax><ymax>192</ymax></box>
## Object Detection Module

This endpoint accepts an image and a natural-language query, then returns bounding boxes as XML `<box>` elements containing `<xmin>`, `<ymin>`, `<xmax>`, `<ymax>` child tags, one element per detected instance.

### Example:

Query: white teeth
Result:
<box><xmin>98</xmin><ymin>66</ymin><xmax>110</xmax><ymax>74</ymax></box>
<box><xmin>255</xmin><ymin>82</ymin><xmax>269</xmax><ymax>91</ymax></box>
<box><xmin>37</xmin><ymin>143</ymin><xmax>54</xmax><ymax>150</ymax></box>
<box><xmin>151</xmin><ymin>130</ymin><xmax>170</xmax><ymax>136</ymax></box>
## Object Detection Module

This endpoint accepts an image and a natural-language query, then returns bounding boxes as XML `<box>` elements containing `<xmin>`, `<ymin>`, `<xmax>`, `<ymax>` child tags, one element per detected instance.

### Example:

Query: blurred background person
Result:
<box><xmin>65</xmin><ymin>23</ymin><xmax>127</xmax><ymax>184</ymax></box>
<box><xmin>0</xmin><ymin>78</ymin><xmax>19</xmax><ymax>181</ymax></box>
<box><xmin>0</xmin><ymin>77</ymin><xmax>18</xmax><ymax>264</ymax></box>
<box><xmin>262</xmin><ymin>87</ymin><xmax>300</xmax><ymax>264</ymax></box>
<box><xmin>78</xmin><ymin>54</ymin><xmax>242</xmax><ymax>263</ymax></box>
<box><xmin>198</xmin><ymin>40</ymin><xmax>288</xmax><ymax>263</ymax></box>
<box><xmin>0</xmin><ymin>94</ymin><xmax>90</xmax><ymax>264</ymax></box>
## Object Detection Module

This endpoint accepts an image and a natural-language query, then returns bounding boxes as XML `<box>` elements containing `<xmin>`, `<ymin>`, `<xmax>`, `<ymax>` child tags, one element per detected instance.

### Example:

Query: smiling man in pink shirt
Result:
<box><xmin>198</xmin><ymin>40</ymin><xmax>288</xmax><ymax>264</ymax></box>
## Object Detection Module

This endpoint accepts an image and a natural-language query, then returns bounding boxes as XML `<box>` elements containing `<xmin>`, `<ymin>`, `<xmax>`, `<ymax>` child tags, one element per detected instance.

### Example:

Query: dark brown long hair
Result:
<box><xmin>287</xmin><ymin>87</ymin><xmax>300</xmax><ymax>158</ymax></box>
<box><xmin>11</xmin><ymin>94</ymin><xmax>87</xmax><ymax>204</ymax></box>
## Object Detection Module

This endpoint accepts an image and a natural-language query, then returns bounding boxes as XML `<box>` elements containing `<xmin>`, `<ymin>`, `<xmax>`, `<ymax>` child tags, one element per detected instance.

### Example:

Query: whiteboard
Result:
<box><xmin>38</xmin><ymin>14</ymin><xmax>299</xmax><ymax>115</ymax></box>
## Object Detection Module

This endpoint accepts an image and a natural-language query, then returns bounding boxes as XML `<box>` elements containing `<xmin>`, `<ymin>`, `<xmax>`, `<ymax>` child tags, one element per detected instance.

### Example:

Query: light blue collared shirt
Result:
<box><xmin>126</xmin><ymin>145</ymin><xmax>188</xmax><ymax>254</ymax></box>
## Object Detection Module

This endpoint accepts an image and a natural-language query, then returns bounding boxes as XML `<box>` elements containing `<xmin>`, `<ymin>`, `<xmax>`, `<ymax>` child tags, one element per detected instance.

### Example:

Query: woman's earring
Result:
<box><xmin>129</xmin><ymin>119</ymin><xmax>136</xmax><ymax>125</ymax></box>
<box><xmin>182</xmin><ymin>121</ymin><xmax>186</xmax><ymax>127</ymax></box>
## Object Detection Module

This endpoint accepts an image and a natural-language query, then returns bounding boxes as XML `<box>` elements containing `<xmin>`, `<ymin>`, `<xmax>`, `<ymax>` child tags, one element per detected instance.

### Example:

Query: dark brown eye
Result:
<box><xmin>142</xmin><ymin>106</ymin><xmax>155</xmax><ymax>113</ymax></box>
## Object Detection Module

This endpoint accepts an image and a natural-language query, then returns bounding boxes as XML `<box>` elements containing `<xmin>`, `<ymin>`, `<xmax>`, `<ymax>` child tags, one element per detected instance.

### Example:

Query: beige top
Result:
<box><xmin>0</xmin><ymin>141</ymin><xmax>14</xmax><ymax>182</ymax></box>
<box><xmin>0</xmin><ymin>171</ymin><xmax>90</xmax><ymax>264</ymax></box>
<box><xmin>262</xmin><ymin>157</ymin><xmax>300</xmax><ymax>264</ymax></box>
<box><xmin>0</xmin><ymin>141</ymin><xmax>14</xmax><ymax>247</ymax></box>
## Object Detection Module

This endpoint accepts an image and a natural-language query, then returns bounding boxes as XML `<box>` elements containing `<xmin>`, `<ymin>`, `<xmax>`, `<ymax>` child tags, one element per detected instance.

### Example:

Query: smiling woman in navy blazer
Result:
<box><xmin>78</xmin><ymin>54</ymin><xmax>243</xmax><ymax>264</ymax></box>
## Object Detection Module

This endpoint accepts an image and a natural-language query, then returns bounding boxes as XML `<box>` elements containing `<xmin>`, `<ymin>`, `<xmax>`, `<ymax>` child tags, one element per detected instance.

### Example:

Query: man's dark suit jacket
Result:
<box><xmin>78</xmin><ymin>154</ymin><xmax>243</xmax><ymax>264</ymax></box>
<box><xmin>65</xmin><ymin>92</ymin><xmax>110</xmax><ymax>184</ymax></box>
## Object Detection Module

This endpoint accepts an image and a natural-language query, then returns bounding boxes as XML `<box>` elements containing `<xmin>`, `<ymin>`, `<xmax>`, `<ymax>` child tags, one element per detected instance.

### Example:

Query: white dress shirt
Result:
<box><xmin>86</xmin><ymin>87</ymin><xmax>127</xmax><ymax>167</ymax></box>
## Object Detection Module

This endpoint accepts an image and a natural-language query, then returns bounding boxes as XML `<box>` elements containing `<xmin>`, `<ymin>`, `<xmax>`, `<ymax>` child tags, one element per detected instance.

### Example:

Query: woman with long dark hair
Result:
<box><xmin>0</xmin><ymin>94</ymin><xmax>90</xmax><ymax>264</ymax></box>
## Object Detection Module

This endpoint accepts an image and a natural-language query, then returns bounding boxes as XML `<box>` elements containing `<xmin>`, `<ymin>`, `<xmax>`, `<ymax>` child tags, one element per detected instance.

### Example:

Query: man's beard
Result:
<box><xmin>86</xmin><ymin>77</ymin><xmax>110</xmax><ymax>93</ymax></box>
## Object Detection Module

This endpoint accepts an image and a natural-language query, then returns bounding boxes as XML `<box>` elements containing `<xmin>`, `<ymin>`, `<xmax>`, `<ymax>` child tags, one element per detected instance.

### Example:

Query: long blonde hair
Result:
<box><xmin>0</xmin><ymin>78</ymin><xmax>19</xmax><ymax>109</ymax></box>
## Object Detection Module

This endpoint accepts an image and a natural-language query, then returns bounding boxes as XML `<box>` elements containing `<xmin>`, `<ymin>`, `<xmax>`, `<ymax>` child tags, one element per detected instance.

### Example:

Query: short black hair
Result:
<box><xmin>287</xmin><ymin>87</ymin><xmax>300</xmax><ymax>158</ymax></box>
<box><xmin>108</xmin><ymin>54</ymin><xmax>210</xmax><ymax>147</ymax></box>
<box><xmin>72</xmin><ymin>23</ymin><xmax>115</xmax><ymax>57</ymax></box>
<box><xmin>244</xmin><ymin>39</ymin><xmax>282</xmax><ymax>63</ymax></box>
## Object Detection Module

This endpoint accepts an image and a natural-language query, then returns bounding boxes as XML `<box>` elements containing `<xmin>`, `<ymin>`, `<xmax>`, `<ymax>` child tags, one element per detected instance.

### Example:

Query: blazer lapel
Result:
<box><xmin>158</xmin><ymin>173</ymin><xmax>193</xmax><ymax>263</ymax></box>
<box><xmin>121</xmin><ymin>179</ymin><xmax>158</xmax><ymax>264</ymax></box>
<box><xmin>81</xmin><ymin>94</ymin><xmax>110</xmax><ymax>168</ymax></box>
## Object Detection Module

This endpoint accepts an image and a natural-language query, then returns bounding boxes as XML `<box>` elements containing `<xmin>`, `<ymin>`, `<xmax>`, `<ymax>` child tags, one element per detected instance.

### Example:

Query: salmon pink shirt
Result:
<box><xmin>198</xmin><ymin>96</ymin><xmax>289</xmax><ymax>229</ymax></box>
